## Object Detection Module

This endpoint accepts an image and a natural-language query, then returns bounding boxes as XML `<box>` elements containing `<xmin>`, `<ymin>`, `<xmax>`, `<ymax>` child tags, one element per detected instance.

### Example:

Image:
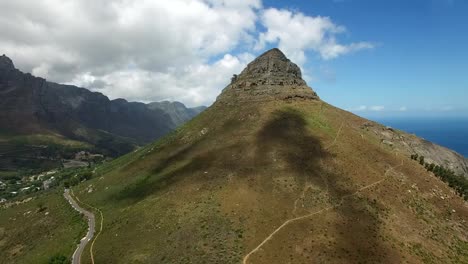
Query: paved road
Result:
<box><xmin>64</xmin><ymin>189</ymin><xmax>96</xmax><ymax>264</ymax></box>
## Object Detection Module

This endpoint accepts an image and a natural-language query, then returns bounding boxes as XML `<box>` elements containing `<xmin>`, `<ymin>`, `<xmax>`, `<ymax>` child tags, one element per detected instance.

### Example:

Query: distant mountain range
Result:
<box><xmin>147</xmin><ymin>101</ymin><xmax>207</xmax><ymax>128</ymax></box>
<box><xmin>0</xmin><ymin>54</ymin><xmax>205</xmax><ymax>170</ymax></box>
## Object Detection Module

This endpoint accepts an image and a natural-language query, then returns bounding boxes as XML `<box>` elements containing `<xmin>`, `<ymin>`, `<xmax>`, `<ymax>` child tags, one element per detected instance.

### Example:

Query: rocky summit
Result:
<box><xmin>217</xmin><ymin>48</ymin><xmax>318</xmax><ymax>104</ymax></box>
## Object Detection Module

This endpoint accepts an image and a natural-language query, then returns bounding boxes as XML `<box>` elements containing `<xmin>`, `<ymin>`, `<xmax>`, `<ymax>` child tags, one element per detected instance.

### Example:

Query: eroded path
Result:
<box><xmin>64</xmin><ymin>189</ymin><xmax>96</xmax><ymax>264</ymax></box>
<box><xmin>243</xmin><ymin>157</ymin><xmax>405</xmax><ymax>264</ymax></box>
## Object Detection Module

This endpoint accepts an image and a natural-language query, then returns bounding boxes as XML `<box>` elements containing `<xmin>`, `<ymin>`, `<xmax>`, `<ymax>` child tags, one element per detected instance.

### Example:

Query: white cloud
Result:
<box><xmin>351</xmin><ymin>105</ymin><xmax>385</xmax><ymax>112</ymax></box>
<box><xmin>70</xmin><ymin>53</ymin><xmax>254</xmax><ymax>106</ymax></box>
<box><xmin>369</xmin><ymin>105</ymin><xmax>385</xmax><ymax>111</ymax></box>
<box><xmin>0</xmin><ymin>0</ymin><xmax>261</xmax><ymax>106</ymax></box>
<box><xmin>0</xmin><ymin>1</ymin><xmax>373</xmax><ymax>107</ymax></box>
<box><xmin>352</xmin><ymin>105</ymin><xmax>368</xmax><ymax>111</ymax></box>
<box><xmin>256</xmin><ymin>8</ymin><xmax>374</xmax><ymax>65</ymax></box>
<box><xmin>399</xmin><ymin>106</ymin><xmax>408</xmax><ymax>111</ymax></box>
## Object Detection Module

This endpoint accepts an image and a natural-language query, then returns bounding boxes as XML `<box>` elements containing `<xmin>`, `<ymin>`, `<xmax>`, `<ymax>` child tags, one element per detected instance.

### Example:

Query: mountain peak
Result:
<box><xmin>239</xmin><ymin>48</ymin><xmax>300</xmax><ymax>80</ymax></box>
<box><xmin>256</xmin><ymin>48</ymin><xmax>288</xmax><ymax>60</ymax></box>
<box><xmin>216</xmin><ymin>48</ymin><xmax>318</xmax><ymax>104</ymax></box>
<box><xmin>0</xmin><ymin>54</ymin><xmax>15</xmax><ymax>71</ymax></box>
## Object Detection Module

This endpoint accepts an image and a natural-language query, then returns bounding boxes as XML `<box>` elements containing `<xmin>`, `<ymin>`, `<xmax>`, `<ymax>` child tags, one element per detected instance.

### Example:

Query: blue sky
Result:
<box><xmin>1</xmin><ymin>0</ymin><xmax>466</xmax><ymax>118</ymax></box>
<box><xmin>261</xmin><ymin>0</ymin><xmax>468</xmax><ymax>118</ymax></box>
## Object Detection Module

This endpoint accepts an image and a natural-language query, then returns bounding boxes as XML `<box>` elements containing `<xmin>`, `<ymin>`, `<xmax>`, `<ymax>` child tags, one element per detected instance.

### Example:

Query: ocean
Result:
<box><xmin>372</xmin><ymin>117</ymin><xmax>468</xmax><ymax>158</ymax></box>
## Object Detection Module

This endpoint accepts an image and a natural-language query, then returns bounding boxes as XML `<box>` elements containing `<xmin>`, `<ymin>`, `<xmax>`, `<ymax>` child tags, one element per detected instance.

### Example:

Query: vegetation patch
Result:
<box><xmin>411</xmin><ymin>154</ymin><xmax>468</xmax><ymax>200</ymax></box>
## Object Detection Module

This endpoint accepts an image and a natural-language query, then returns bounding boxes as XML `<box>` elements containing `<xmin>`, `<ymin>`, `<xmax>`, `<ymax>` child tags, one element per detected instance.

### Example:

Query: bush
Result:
<box><xmin>48</xmin><ymin>254</ymin><xmax>70</xmax><ymax>264</ymax></box>
<box><xmin>80</xmin><ymin>172</ymin><xmax>93</xmax><ymax>181</ymax></box>
<box><xmin>63</xmin><ymin>181</ymin><xmax>70</xmax><ymax>188</ymax></box>
<box><xmin>419</xmin><ymin>156</ymin><xmax>425</xmax><ymax>165</ymax></box>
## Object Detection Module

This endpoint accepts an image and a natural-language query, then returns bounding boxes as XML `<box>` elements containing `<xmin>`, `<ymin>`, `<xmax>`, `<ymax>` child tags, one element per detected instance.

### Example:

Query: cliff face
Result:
<box><xmin>216</xmin><ymin>48</ymin><xmax>318</xmax><ymax>104</ymax></box>
<box><xmin>0</xmin><ymin>54</ymin><xmax>203</xmax><ymax>156</ymax></box>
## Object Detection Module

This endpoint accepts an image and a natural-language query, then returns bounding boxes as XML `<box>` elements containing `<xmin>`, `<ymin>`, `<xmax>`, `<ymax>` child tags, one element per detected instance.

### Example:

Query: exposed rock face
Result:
<box><xmin>411</xmin><ymin>140</ymin><xmax>468</xmax><ymax>177</ymax></box>
<box><xmin>216</xmin><ymin>48</ymin><xmax>318</xmax><ymax>104</ymax></box>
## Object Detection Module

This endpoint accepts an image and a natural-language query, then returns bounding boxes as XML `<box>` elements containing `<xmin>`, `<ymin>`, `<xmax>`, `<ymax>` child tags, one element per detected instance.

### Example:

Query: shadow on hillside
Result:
<box><xmin>256</xmin><ymin>108</ymin><xmax>327</xmax><ymax>189</ymax></box>
<box><xmin>114</xmin><ymin>140</ymin><xmax>205</xmax><ymax>202</ymax></box>
<box><xmin>113</xmin><ymin>120</ymin><xmax>254</xmax><ymax>203</ymax></box>
<box><xmin>255</xmin><ymin>109</ymin><xmax>397</xmax><ymax>263</ymax></box>
<box><xmin>112</xmin><ymin>108</ymin><xmax>398</xmax><ymax>262</ymax></box>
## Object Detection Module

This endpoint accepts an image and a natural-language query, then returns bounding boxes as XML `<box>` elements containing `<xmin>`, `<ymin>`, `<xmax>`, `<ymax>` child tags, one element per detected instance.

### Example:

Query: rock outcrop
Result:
<box><xmin>361</xmin><ymin>121</ymin><xmax>468</xmax><ymax>178</ymax></box>
<box><xmin>216</xmin><ymin>48</ymin><xmax>318</xmax><ymax>104</ymax></box>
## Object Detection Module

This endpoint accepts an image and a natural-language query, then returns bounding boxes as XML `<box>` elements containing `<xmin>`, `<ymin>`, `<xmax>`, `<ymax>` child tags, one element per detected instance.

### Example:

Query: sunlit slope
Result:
<box><xmin>75</xmin><ymin>99</ymin><xmax>468</xmax><ymax>264</ymax></box>
<box><xmin>0</xmin><ymin>190</ymin><xmax>86</xmax><ymax>264</ymax></box>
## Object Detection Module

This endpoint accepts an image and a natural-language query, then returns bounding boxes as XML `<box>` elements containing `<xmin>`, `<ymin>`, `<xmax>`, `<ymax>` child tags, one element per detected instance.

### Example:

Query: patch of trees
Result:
<box><xmin>411</xmin><ymin>154</ymin><xmax>468</xmax><ymax>200</ymax></box>
<box><xmin>63</xmin><ymin>171</ymin><xmax>93</xmax><ymax>188</ymax></box>
<box><xmin>48</xmin><ymin>254</ymin><xmax>70</xmax><ymax>264</ymax></box>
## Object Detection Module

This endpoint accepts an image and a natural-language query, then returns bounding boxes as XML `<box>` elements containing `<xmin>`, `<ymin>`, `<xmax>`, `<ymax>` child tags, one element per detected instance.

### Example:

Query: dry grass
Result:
<box><xmin>69</xmin><ymin>99</ymin><xmax>468</xmax><ymax>263</ymax></box>
<box><xmin>2</xmin><ymin>99</ymin><xmax>467</xmax><ymax>263</ymax></box>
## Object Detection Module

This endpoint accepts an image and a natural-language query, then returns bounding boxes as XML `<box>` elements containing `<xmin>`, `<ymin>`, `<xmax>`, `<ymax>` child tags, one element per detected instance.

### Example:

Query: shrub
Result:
<box><xmin>419</xmin><ymin>156</ymin><xmax>425</xmax><ymax>165</ymax></box>
<box><xmin>48</xmin><ymin>254</ymin><xmax>70</xmax><ymax>264</ymax></box>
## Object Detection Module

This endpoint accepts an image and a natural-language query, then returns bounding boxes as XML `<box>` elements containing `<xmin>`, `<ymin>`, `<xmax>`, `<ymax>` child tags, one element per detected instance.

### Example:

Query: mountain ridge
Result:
<box><xmin>0</xmin><ymin>55</ymin><xmax>205</xmax><ymax>170</ymax></box>
<box><xmin>147</xmin><ymin>101</ymin><xmax>207</xmax><ymax>127</ymax></box>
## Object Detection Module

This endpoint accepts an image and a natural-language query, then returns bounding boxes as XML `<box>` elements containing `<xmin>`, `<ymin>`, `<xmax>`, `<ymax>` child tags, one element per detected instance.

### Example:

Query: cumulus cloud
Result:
<box><xmin>0</xmin><ymin>0</ymin><xmax>372</xmax><ymax>106</ymax></box>
<box><xmin>255</xmin><ymin>8</ymin><xmax>374</xmax><ymax>64</ymax></box>
<box><xmin>352</xmin><ymin>105</ymin><xmax>368</xmax><ymax>111</ymax></box>
<box><xmin>351</xmin><ymin>105</ymin><xmax>385</xmax><ymax>112</ymax></box>
<box><xmin>0</xmin><ymin>0</ymin><xmax>261</xmax><ymax>106</ymax></box>
<box><xmin>369</xmin><ymin>105</ymin><xmax>385</xmax><ymax>111</ymax></box>
<box><xmin>70</xmin><ymin>53</ymin><xmax>254</xmax><ymax>106</ymax></box>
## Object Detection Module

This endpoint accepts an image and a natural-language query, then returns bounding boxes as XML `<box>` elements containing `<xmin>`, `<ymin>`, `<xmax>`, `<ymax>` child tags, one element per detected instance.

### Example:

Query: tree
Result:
<box><xmin>414</xmin><ymin>159</ymin><xmax>468</xmax><ymax>202</ymax></box>
<box><xmin>427</xmin><ymin>163</ymin><xmax>435</xmax><ymax>172</ymax></box>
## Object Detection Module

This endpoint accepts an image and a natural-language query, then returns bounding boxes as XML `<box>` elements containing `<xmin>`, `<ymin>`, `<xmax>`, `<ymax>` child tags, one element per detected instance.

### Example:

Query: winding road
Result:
<box><xmin>64</xmin><ymin>189</ymin><xmax>96</xmax><ymax>264</ymax></box>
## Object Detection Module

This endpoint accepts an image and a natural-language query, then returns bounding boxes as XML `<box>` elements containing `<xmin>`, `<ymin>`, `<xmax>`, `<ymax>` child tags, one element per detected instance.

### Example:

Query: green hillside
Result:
<box><xmin>1</xmin><ymin>48</ymin><xmax>467</xmax><ymax>264</ymax></box>
<box><xmin>70</xmin><ymin>99</ymin><xmax>468</xmax><ymax>264</ymax></box>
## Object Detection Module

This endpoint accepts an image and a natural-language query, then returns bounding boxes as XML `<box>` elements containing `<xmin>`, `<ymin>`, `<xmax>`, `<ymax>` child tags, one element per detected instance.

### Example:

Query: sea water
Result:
<box><xmin>374</xmin><ymin>117</ymin><xmax>468</xmax><ymax>158</ymax></box>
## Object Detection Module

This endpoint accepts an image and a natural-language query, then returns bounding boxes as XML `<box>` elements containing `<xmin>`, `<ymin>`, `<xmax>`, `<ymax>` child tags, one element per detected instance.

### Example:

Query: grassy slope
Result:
<box><xmin>0</xmin><ymin>190</ymin><xmax>87</xmax><ymax>264</ymax></box>
<box><xmin>69</xmin><ymin>100</ymin><xmax>468</xmax><ymax>264</ymax></box>
<box><xmin>0</xmin><ymin>133</ymin><xmax>92</xmax><ymax>174</ymax></box>
<box><xmin>0</xmin><ymin>134</ymin><xmax>91</xmax><ymax>148</ymax></box>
